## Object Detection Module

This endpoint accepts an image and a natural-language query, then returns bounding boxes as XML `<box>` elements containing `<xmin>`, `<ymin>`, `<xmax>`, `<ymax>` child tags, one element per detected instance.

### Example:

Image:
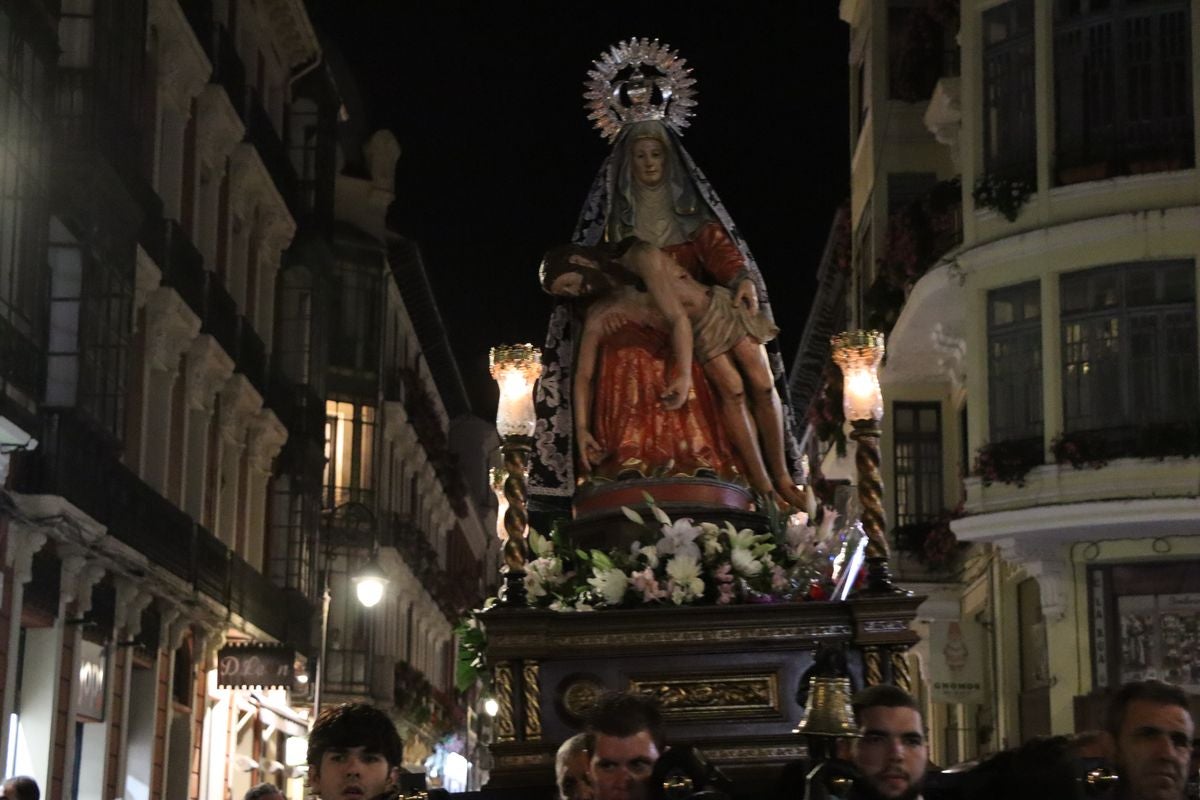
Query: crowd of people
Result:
<box><xmin>551</xmin><ymin>679</ymin><xmax>1196</xmax><ymax>800</ymax></box>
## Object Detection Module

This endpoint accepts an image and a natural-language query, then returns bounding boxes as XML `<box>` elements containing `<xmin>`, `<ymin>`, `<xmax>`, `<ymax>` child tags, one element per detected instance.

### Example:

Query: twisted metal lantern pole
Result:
<box><xmin>489</xmin><ymin>344</ymin><xmax>542</xmax><ymax>607</ymax></box>
<box><xmin>832</xmin><ymin>331</ymin><xmax>900</xmax><ymax>594</ymax></box>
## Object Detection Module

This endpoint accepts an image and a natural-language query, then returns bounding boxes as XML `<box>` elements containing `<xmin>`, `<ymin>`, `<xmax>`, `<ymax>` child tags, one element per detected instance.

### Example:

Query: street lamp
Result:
<box><xmin>831</xmin><ymin>330</ymin><xmax>901</xmax><ymax>594</ymax></box>
<box><xmin>312</xmin><ymin>504</ymin><xmax>390</xmax><ymax>722</ymax></box>
<box><xmin>489</xmin><ymin>343</ymin><xmax>541</xmax><ymax>606</ymax></box>
<box><xmin>352</xmin><ymin>552</ymin><xmax>390</xmax><ymax>608</ymax></box>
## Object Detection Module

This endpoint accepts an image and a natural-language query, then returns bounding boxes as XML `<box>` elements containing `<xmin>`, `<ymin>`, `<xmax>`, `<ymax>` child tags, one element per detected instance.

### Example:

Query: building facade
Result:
<box><xmin>0</xmin><ymin>2</ymin><xmax>494</xmax><ymax>798</ymax></box>
<box><xmin>794</xmin><ymin>0</ymin><xmax>1197</xmax><ymax>764</ymax></box>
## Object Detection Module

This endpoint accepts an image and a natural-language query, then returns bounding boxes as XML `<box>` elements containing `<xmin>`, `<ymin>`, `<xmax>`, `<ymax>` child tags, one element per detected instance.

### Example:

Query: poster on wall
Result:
<box><xmin>1117</xmin><ymin>593</ymin><xmax>1200</xmax><ymax>692</ymax></box>
<box><xmin>929</xmin><ymin>619</ymin><xmax>986</xmax><ymax>704</ymax></box>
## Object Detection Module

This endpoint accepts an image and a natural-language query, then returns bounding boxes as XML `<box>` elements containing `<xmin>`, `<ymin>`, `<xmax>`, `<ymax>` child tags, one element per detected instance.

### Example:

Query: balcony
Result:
<box><xmin>55</xmin><ymin>68</ymin><xmax>141</xmax><ymax>187</ymax></box>
<box><xmin>0</xmin><ymin>313</ymin><xmax>43</xmax><ymax>428</ymax></box>
<box><xmin>1055</xmin><ymin>124</ymin><xmax>1195</xmax><ymax>186</ymax></box>
<box><xmin>141</xmin><ymin>217</ymin><xmax>206</xmax><ymax>318</ymax></box>
<box><xmin>242</xmin><ymin>87</ymin><xmax>300</xmax><ymax>215</ymax></box>
<box><xmin>10</xmin><ymin>410</ymin><xmax>306</xmax><ymax>644</ymax></box>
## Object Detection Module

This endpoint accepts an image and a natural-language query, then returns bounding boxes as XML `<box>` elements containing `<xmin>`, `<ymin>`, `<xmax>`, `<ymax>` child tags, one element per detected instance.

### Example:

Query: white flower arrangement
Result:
<box><xmin>512</xmin><ymin>492</ymin><xmax>841</xmax><ymax>611</ymax></box>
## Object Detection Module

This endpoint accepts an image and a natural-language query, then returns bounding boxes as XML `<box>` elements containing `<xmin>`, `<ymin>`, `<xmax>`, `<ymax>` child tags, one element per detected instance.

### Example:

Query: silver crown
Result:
<box><xmin>584</xmin><ymin>38</ymin><xmax>698</xmax><ymax>142</ymax></box>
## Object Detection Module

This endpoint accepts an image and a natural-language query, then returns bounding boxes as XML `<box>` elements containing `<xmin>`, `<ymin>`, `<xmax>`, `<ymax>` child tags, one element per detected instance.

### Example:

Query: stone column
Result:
<box><xmin>243</xmin><ymin>409</ymin><xmax>288</xmax><ymax>570</ymax></box>
<box><xmin>142</xmin><ymin>288</ymin><xmax>201</xmax><ymax>495</ymax></box>
<box><xmin>253</xmin><ymin>213</ymin><xmax>297</xmax><ymax>352</ymax></box>
<box><xmin>194</xmin><ymin>85</ymin><xmax>244</xmax><ymax>272</ymax></box>
<box><xmin>215</xmin><ymin>375</ymin><xmax>263</xmax><ymax>550</ymax></box>
<box><xmin>182</xmin><ymin>336</ymin><xmax>234</xmax><ymax>525</ymax></box>
<box><xmin>148</xmin><ymin>0</ymin><xmax>209</xmax><ymax>224</ymax></box>
<box><xmin>0</xmin><ymin>524</ymin><xmax>48</xmax><ymax>762</ymax></box>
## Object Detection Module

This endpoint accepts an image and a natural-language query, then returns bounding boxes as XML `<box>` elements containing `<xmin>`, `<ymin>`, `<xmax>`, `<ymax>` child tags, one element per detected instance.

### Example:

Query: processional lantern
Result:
<box><xmin>489</xmin><ymin>344</ymin><xmax>542</xmax><ymax>606</ymax></box>
<box><xmin>831</xmin><ymin>331</ymin><xmax>901</xmax><ymax>594</ymax></box>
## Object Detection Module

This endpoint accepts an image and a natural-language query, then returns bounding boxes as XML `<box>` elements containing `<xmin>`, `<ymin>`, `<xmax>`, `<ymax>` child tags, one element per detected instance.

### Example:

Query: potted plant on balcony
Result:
<box><xmin>974</xmin><ymin>438</ymin><xmax>1043</xmax><ymax>487</ymax></box>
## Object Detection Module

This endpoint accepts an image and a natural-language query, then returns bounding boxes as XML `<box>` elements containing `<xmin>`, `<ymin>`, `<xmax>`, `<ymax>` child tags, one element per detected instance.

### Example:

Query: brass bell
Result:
<box><xmin>795</xmin><ymin>676</ymin><xmax>858</xmax><ymax>738</ymax></box>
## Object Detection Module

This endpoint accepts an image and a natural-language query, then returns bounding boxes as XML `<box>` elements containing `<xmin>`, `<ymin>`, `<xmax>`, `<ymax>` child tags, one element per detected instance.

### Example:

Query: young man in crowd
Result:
<box><xmin>586</xmin><ymin>692</ymin><xmax>664</xmax><ymax>800</ymax></box>
<box><xmin>845</xmin><ymin>685</ymin><xmax>929</xmax><ymax>800</ymax></box>
<box><xmin>307</xmin><ymin>702</ymin><xmax>404</xmax><ymax>800</ymax></box>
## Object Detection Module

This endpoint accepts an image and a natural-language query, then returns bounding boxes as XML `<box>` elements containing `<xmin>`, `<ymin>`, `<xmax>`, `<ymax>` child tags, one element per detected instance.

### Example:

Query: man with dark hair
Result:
<box><xmin>846</xmin><ymin>685</ymin><xmax>928</xmax><ymax>800</ymax></box>
<box><xmin>1106</xmin><ymin>680</ymin><xmax>1194</xmax><ymax>800</ymax></box>
<box><xmin>2</xmin><ymin>777</ymin><xmax>38</xmax><ymax>800</ymax></box>
<box><xmin>244</xmin><ymin>783</ymin><xmax>284</xmax><ymax>800</ymax></box>
<box><xmin>557</xmin><ymin>732</ymin><xmax>595</xmax><ymax>800</ymax></box>
<box><xmin>586</xmin><ymin>692</ymin><xmax>664</xmax><ymax>800</ymax></box>
<box><xmin>307</xmin><ymin>702</ymin><xmax>404</xmax><ymax>800</ymax></box>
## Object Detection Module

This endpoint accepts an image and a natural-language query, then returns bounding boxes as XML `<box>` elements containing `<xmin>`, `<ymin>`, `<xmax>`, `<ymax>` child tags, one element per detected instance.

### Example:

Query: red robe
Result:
<box><xmin>583</xmin><ymin>222</ymin><xmax>748</xmax><ymax>482</ymax></box>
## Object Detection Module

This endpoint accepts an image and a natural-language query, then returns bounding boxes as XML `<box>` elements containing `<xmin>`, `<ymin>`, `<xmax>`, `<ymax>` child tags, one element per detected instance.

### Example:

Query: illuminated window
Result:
<box><xmin>323</xmin><ymin>400</ymin><xmax>375</xmax><ymax>508</ymax></box>
<box><xmin>1060</xmin><ymin>261</ymin><xmax>1196</xmax><ymax>449</ymax></box>
<box><xmin>988</xmin><ymin>281</ymin><xmax>1042</xmax><ymax>445</ymax></box>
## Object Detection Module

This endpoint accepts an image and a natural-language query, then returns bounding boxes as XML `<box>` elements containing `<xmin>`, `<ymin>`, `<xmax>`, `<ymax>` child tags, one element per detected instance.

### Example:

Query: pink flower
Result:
<box><xmin>716</xmin><ymin>582</ymin><xmax>736</xmax><ymax>605</ymax></box>
<box><xmin>631</xmin><ymin>567</ymin><xmax>666</xmax><ymax>602</ymax></box>
<box><xmin>713</xmin><ymin>563</ymin><xmax>734</xmax><ymax>584</ymax></box>
<box><xmin>771</xmin><ymin>565</ymin><xmax>788</xmax><ymax>591</ymax></box>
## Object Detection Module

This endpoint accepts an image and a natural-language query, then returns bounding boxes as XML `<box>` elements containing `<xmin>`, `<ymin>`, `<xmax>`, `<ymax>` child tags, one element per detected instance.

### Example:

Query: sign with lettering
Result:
<box><xmin>929</xmin><ymin>619</ymin><xmax>985</xmax><ymax>704</ymax></box>
<box><xmin>217</xmin><ymin>644</ymin><xmax>294</xmax><ymax>689</ymax></box>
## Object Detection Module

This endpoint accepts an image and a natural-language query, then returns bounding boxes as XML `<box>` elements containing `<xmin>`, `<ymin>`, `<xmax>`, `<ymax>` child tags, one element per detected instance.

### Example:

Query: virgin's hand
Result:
<box><xmin>577</xmin><ymin>431</ymin><xmax>605</xmax><ymax>466</ymax></box>
<box><xmin>600</xmin><ymin>311</ymin><xmax>630</xmax><ymax>337</ymax></box>
<box><xmin>661</xmin><ymin>374</ymin><xmax>691</xmax><ymax>411</ymax></box>
<box><xmin>733</xmin><ymin>279</ymin><xmax>759</xmax><ymax>313</ymax></box>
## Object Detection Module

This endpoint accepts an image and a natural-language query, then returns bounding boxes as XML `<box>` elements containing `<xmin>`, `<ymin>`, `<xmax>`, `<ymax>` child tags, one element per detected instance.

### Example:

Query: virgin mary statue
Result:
<box><xmin>530</xmin><ymin>39</ymin><xmax>804</xmax><ymax>509</ymax></box>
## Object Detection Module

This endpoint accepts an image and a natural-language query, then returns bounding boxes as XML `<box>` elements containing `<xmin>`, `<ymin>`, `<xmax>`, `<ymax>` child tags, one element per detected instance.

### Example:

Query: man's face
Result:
<box><xmin>851</xmin><ymin>706</ymin><xmax>928</xmax><ymax>800</ymax></box>
<box><xmin>591</xmin><ymin>730</ymin><xmax>659</xmax><ymax>800</ymax></box>
<box><xmin>558</xmin><ymin>748</ymin><xmax>595</xmax><ymax>800</ymax></box>
<box><xmin>1115</xmin><ymin>700</ymin><xmax>1194</xmax><ymax>800</ymax></box>
<box><xmin>310</xmin><ymin>746</ymin><xmax>399</xmax><ymax>800</ymax></box>
<box><xmin>550</xmin><ymin>259</ymin><xmax>609</xmax><ymax>299</ymax></box>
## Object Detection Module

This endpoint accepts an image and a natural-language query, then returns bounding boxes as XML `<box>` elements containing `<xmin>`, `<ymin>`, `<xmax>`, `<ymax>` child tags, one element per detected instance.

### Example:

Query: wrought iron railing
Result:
<box><xmin>11</xmin><ymin>411</ymin><xmax>302</xmax><ymax>643</ymax></box>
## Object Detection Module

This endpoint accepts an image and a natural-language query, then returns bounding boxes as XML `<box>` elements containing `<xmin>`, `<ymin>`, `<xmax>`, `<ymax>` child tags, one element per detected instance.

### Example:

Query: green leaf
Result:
<box><xmin>591</xmin><ymin>550</ymin><xmax>614</xmax><ymax>570</ymax></box>
<box><xmin>650</xmin><ymin>503</ymin><xmax>672</xmax><ymax>527</ymax></box>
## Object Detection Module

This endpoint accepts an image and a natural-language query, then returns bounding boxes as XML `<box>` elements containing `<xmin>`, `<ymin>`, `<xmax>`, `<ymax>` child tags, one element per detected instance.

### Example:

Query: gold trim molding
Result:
<box><xmin>629</xmin><ymin>672</ymin><xmax>780</xmax><ymax>721</ymax></box>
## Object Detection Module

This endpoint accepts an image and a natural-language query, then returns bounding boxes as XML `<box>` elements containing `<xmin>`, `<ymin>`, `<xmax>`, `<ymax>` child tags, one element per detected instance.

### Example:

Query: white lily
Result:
<box><xmin>658</xmin><ymin>518</ymin><xmax>703</xmax><ymax>561</ymax></box>
<box><xmin>588</xmin><ymin>567</ymin><xmax>630</xmax><ymax>606</ymax></box>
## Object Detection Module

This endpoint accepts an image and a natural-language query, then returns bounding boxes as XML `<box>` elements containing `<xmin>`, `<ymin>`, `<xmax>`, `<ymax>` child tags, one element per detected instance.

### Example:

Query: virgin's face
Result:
<box><xmin>630</xmin><ymin>138</ymin><xmax>666</xmax><ymax>187</ymax></box>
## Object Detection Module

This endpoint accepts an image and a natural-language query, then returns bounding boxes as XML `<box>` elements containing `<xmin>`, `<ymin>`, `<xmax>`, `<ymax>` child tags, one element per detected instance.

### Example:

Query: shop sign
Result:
<box><xmin>217</xmin><ymin>643</ymin><xmax>294</xmax><ymax>689</ymax></box>
<box><xmin>929</xmin><ymin>619</ymin><xmax>985</xmax><ymax>704</ymax></box>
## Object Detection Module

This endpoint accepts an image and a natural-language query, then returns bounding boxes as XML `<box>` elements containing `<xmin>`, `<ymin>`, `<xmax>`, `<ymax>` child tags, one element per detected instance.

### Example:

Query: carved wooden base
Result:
<box><xmin>480</xmin><ymin>596</ymin><xmax>923</xmax><ymax>798</ymax></box>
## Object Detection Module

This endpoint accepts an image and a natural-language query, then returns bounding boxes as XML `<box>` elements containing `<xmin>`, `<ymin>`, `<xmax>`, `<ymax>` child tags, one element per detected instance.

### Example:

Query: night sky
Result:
<box><xmin>309</xmin><ymin>1</ymin><xmax>850</xmax><ymax>417</ymax></box>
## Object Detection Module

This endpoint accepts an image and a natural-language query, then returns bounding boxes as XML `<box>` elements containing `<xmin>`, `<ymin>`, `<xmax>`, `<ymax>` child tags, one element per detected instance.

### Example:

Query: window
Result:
<box><xmin>1054</xmin><ymin>0</ymin><xmax>1193</xmax><ymax>182</ymax></box>
<box><xmin>324</xmin><ymin>400</ymin><xmax>375</xmax><ymax>508</ymax></box>
<box><xmin>893</xmin><ymin>402</ymin><xmax>943</xmax><ymax>525</ymax></box>
<box><xmin>286</xmin><ymin>97</ymin><xmax>320</xmax><ymax>214</ymax></box>
<box><xmin>0</xmin><ymin>10</ymin><xmax>52</xmax><ymax>407</ymax></box>
<box><xmin>329</xmin><ymin>264</ymin><xmax>380</xmax><ymax>372</ymax></box>
<box><xmin>983</xmin><ymin>0</ymin><xmax>1036</xmax><ymax>178</ymax></box>
<box><xmin>45</xmin><ymin>217</ymin><xmax>131</xmax><ymax>440</ymax></box>
<box><xmin>888</xmin><ymin>1</ymin><xmax>957</xmax><ymax>101</ymax></box>
<box><xmin>1060</xmin><ymin>261</ymin><xmax>1196</xmax><ymax>446</ymax></box>
<box><xmin>988</xmin><ymin>281</ymin><xmax>1043</xmax><ymax>445</ymax></box>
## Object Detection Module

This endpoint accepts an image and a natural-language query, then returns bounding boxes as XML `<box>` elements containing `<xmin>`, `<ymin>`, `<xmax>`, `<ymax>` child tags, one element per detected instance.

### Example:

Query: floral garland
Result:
<box><xmin>456</xmin><ymin>495</ymin><xmax>846</xmax><ymax>689</ymax></box>
<box><xmin>524</xmin><ymin>497</ymin><xmax>839</xmax><ymax>611</ymax></box>
<box><xmin>1050</xmin><ymin>431</ymin><xmax>1109</xmax><ymax>471</ymax></box>
<box><xmin>972</xmin><ymin>174</ymin><xmax>1033</xmax><ymax>222</ymax></box>
<box><xmin>892</xmin><ymin>506</ymin><xmax>965</xmax><ymax>571</ymax></box>
<box><xmin>973</xmin><ymin>438</ymin><xmax>1044</xmax><ymax>487</ymax></box>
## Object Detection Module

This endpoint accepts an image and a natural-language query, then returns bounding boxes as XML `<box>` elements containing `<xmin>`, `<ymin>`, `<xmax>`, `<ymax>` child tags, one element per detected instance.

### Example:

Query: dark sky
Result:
<box><xmin>309</xmin><ymin>1</ymin><xmax>850</xmax><ymax>418</ymax></box>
